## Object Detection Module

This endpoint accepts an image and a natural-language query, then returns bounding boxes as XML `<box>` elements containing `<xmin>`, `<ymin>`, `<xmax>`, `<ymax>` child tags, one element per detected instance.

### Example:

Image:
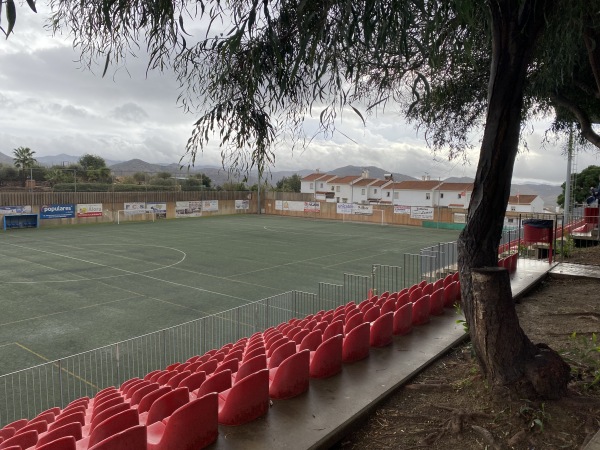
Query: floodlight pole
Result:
<box><xmin>257</xmin><ymin>168</ymin><xmax>261</xmax><ymax>215</ymax></box>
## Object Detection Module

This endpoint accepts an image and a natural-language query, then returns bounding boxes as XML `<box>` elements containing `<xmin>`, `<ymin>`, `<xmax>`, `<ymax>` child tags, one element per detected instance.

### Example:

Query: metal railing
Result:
<box><xmin>0</xmin><ymin>249</ymin><xmax>447</xmax><ymax>426</ymax></box>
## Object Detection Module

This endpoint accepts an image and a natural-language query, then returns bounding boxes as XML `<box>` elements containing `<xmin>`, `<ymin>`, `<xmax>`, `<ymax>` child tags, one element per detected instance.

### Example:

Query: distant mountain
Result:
<box><xmin>0</xmin><ymin>152</ymin><xmax>13</xmax><ymax>165</ymax></box>
<box><xmin>328</xmin><ymin>165</ymin><xmax>416</xmax><ymax>182</ymax></box>
<box><xmin>444</xmin><ymin>176</ymin><xmax>474</xmax><ymax>183</ymax></box>
<box><xmin>36</xmin><ymin>154</ymin><xmax>122</xmax><ymax>167</ymax></box>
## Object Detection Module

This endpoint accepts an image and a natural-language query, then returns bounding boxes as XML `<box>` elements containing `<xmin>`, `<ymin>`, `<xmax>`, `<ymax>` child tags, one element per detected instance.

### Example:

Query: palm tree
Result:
<box><xmin>13</xmin><ymin>147</ymin><xmax>37</xmax><ymax>186</ymax></box>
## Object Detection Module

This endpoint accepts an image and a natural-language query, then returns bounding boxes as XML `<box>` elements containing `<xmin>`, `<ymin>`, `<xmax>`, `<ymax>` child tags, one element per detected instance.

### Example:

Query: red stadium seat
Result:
<box><xmin>362</xmin><ymin>306</ymin><xmax>380</xmax><ymax>323</ymax></box>
<box><xmin>396</xmin><ymin>292</ymin><xmax>410</xmax><ymax>309</ymax></box>
<box><xmin>342</xmin><ymin>322</ymin><xmax>370</xmax><ymax>363</ymax></box>
<box><xmin>77</xmin><ymin>409</ymin><xmax>139</xmax><ymax>450</ymax></box>
<box><xmin>128</xmin><ymin>383</ymin><xmax>159</xmax><ymax>407</ymax></box>
<box><xmin>213</xmin><ymin>359</ymin><xmax>239</xmax><ymax>375</ymax></box>
<box><xmin>380</xmin><ymin>298</ymin><xmax>396</xmax><ymax>315</ymax></box>
<box><xmin>430</xmin><ymin>288</ymin><xmax>445</xmax><ymax>315</ymax></box>
<box><xmin>393</xmin><ymin>303</ymin><xmax>413</xmax><ymax>335</ymax></box>
<box><xmin>195</xmin><ymin>359</ymin><xmax>218</xmax><ymax>376</ymax></box>
<box><xmin>48</xmin><ymin>411</ymin><xmax>85</xmax><ymax>432</ymax></box>
<box><xmin>218</xmin><ymin>369</ymin><xmax>269</xmax><ymax>426</ymax></box>
<box><xmin>36</xmin><ymin>421</ymin><xmax>82</xmax><ymax>448</ymax></box>
<box><xmin>87</xmin><ymin>425</ymin><xmax>146</xmax><ymax>450</ymax></box>
<box><xmin>309</xmin><ymin>334</ymin><xmax>343</xmax><ymax>379</ymax></box>
<box><xmin>136</xmin><ymin>386</ymin><xmax>172</xmax><ymax>414</ymax></box>
<box><xmin>0</xmin><ymin>429</ymin><xmax>38</xmax><ymax>450</ymax></box>
<box><xmin>36</xmin><ymin>436</ymin><xmax>76</xmax><ymax>450</ymax></box>
<box><xmin>269</xmin><ymin>350</ymin><xmax>310</xmax><ymax>399</ymax></box>
<box><xmin>140</xmin><ymin>387</ymin><xmax>189</xmax><ymax>426</ymax></box>
<box><xmin>177</xmin><ymin>371</ymin><xmax>206</xmax><ymax>392</ymax></box>
<box><xmin>267</xmin><ymin>342</ymin><xmax>296</xmax><ymax>370</ymax></box>
<box><xmin>194</xmin><ymin>370</ymin><xmax>232</xmax><ymax>399</ymax></box>
<box><xmin>146</xmin><ymin>393</ymin><xmax>218</xmax><ymax>450</ymax></box>
<box><xmin>412</xmin><ymin>295</ymin><xmax>431</xmax><ymax>325</ymax></box>
<box><xmin>443</xmin><ymin>281</ymin><xmax>458</xmax><ymax>308</ymax></box>
<box><xmin>343</xmin><ymin>313</ymin><xmax>364</xmax><ymax>335</ymax></box>
<box><xmin>233</xmin><ymin>354</ymin><xmax>267</xmax><ymax>384</ymax></box>
<box><xmin>322</xmin><ymin>320</ymin><xmax>344</xmax><ymax>341</ymax></box>
<box><xmin>297</xmin><ymin>329</ymin><xmax>323</xmax><ymax>352</ymax></box>
<box><xmin>408</xmin><ymin>287</ymin><xmax>423</xmax><ymax>304</ymax></box>
<box><xmin>370</xmin><ymin>311</ymin><xmax>394</xmax><ymax>347</ymax></box>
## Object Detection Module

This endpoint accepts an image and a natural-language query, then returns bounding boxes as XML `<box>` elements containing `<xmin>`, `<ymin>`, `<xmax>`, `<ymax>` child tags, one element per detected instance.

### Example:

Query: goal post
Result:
<box><xmin>116</xmin><ymin>209</ymin><xmax>156</xmax><ymax>224</ymax></box>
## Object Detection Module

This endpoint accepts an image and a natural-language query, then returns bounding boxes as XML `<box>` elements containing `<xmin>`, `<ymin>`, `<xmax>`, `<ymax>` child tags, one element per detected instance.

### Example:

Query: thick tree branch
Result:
<box><xmin>550</xmin><ymin>92</ymin><xmax>600</xmax><ymax>149</ymax></box>
<box><xmin>583</xmin><ymin>25</ymin><xmax>600</xmax><ymax>96</ymax></box>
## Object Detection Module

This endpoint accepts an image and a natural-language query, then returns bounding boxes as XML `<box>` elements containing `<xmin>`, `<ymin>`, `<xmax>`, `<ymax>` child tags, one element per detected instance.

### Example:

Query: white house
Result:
<box><xmin>349</xmin><ymin>178</ymin><xmax>391</xmax><ymax>203</ymax></box>
<box><xmin>434</xmin><ymin>182</ymin><xmax>473</xmax><ymax>209</ymax></box>
<box><xmin>506</xmin><ymin>194</ymin><xmax>544</xmax><ymax>213</ymax></box>
<box><xmin>382</xmin><ymin>180</ymin><xmax>443</xmax><ymax>207</ymax></box>
<box><xmin>327</xmin><ymin>175</ymin><xmax>362</xmax><ymax>203</ymax></box>
<box><xmin>300</xmin><ymin>172</ymin><xmax>337</xmax><ymax>199</ymax></box>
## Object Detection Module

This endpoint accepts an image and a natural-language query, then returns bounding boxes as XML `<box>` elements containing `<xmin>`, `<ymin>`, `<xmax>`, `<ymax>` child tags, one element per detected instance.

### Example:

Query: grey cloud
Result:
<box><xmin>111</xmin><ymin>103</ymin><xmax>149</xmax><ymax>123</ymax></box>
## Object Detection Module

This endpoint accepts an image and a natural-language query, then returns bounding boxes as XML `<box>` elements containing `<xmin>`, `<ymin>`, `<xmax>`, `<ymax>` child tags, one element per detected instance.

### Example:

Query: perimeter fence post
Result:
<box><xmin>58</xmin><ymin>360</ymin><xmax>64</xmax><ymax>409</ymax></box>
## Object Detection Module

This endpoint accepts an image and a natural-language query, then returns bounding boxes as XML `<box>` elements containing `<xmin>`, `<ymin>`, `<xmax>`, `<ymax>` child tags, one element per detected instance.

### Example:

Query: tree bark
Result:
<box><xmin>458</xmin><ymin>0</ymin><xmax>570</xmax><ymax>399</ymax></box>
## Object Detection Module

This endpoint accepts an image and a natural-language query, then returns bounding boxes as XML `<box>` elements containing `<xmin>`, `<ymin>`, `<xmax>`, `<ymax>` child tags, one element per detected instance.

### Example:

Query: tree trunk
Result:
<box><xmin>458</xmin><ymin>0</ymin><xmax>570</xmax><ymax>399</ymax></box>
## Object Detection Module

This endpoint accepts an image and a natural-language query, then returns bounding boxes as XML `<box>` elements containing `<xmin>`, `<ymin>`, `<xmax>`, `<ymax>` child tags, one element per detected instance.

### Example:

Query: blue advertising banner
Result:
<box><xmin>40</xmin><ymin>204</ymin><xmax>76</xmax><ymax>219</ymax></box>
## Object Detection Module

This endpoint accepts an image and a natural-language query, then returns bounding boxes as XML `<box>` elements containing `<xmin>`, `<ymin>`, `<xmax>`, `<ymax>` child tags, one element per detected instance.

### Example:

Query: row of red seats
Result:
<box><xmin>499</xmin><ymin>252</ymin><xmax>518</xmax><ymax>272</ymax></box>
<box><xmin>0</xmin><ymin>271</ymin><xmax>466</xmax><ymax>450</ymax></box>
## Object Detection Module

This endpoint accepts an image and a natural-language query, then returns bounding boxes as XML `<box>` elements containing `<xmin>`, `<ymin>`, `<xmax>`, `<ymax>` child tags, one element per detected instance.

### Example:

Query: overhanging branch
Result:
<box><xmin>550</xmin><ymin>93</ymin><xmax>600</xmax><ymax>149</ymax></box>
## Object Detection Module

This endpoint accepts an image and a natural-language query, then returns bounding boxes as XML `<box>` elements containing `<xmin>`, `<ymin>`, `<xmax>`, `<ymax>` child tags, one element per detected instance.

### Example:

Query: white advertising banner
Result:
<box><xmin>176</xmin><ymin>201</ymin><xmax>202</xmax><ymax>217</ymax></box>
<box><xmin>336</xmin><ymin>203</ymin><xmax>353</xmax><ymax>215</ymax></box>
<box><xmin>76</xmin><ymin>203</ymin><xmax>102</xmax><ymax>217</ymax></box>
<box><xmin>394</xmin><ymin>205</ymin><xmax>411</xmax><ymax>215</ymax></box>
<box><xmin>124</xmin><ymin>202</ymin><xmax>146</xmax><ymax>215</ymax></box>
<box><xmin>202</xmin><ymin>200</ymin><xmax>219</xmax><ymax>212</ymax></box>
<box><xmin>281</xmin><ymin>201</ymin><xmax>305</xmax><ymax>212</ymax></box>
<box><xmin>235</xmin><ymin>200</ymin><xmax>250</xmax><ymax>210</ymax></box>
<box><xmin>410</xmin><ymin>206</ymin><xmax>434</xmax><ymax>220</ymax></box>
<box><xmin>275</xmin><ymin>200</ymin><xmax>283</xmax><ymax>210</ymax></box>
<box><xmin>304</xmin><ymin>202</ymin><xmax>320</xmax><ymax>213</ymax></box>
<box><xmin>353</xmin><ymin>205</ymin><xmax>373</xmax><ymax>215</ymax></box>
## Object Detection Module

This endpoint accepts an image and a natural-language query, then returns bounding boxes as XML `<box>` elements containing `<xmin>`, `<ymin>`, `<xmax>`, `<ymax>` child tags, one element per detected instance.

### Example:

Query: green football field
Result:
<box><xmin>0</xmin><ymin>215</ymin><xmax>459</xmax><ymax>375</ymax></box>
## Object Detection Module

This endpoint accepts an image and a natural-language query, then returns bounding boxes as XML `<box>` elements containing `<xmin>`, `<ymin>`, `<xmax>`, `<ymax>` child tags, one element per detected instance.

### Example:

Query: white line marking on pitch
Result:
<box><xmin>0</xmin><ymin>243</ymin><xmax>186</xmax><ymax>284</ymax></box>
<box><xmin>1</xmin><ymin>242</ymin><xmax>250</xmax><ymax>302</ymax></box>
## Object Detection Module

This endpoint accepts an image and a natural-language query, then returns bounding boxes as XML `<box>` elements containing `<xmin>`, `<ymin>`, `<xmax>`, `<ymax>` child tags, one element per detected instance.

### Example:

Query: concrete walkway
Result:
<box><xmin>211</xmin><ymin>259</ymin><xmax>558</xmax><ymax>450</ymax></box>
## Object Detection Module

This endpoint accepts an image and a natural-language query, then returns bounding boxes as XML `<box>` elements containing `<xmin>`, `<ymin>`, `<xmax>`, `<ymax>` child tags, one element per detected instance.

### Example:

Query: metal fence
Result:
<box><xmin>0</xmin><ymin>239</ymin><xmax>476</xmax><ymax>426</ymax></box>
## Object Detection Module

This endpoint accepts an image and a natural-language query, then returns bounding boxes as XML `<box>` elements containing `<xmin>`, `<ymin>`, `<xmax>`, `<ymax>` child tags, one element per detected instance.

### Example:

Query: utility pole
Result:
<box><xmin>564</xmin><ymin>126</ymin><xmax>574</xmax><ymax>223</ymax></box>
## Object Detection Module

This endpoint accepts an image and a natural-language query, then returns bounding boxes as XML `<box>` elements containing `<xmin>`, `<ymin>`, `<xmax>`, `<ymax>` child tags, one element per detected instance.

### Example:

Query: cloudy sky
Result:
<box><xmin>2</xmin><ymin>4</ymin><xmax>599</xmax><ymax>185</ymax></box>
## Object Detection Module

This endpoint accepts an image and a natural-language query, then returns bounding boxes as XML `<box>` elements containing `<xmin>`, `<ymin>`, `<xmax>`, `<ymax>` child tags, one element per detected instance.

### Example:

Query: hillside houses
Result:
<box><xmin>300</xmin><ymin>172</ymin><xmax>544</xmax><ymax>213</ymax></box>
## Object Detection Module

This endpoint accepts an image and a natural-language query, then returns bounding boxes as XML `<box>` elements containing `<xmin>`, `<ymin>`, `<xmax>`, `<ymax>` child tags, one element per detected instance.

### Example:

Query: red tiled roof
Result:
<box><xmin>330</xmin><ymin>176</ymin><xmax>361</xmax><ymax>185</ymax></box>
<box><xmin>508</xmin><ymin>194</ymin><xmax>538</xmax><ymax>204</ymax></box>
<box><xmin>352</xmin><ymin>178</ymin><xmax>377</xmax><ymax>186</ymax></box>
<box><xmin>393</xmin><ymin>180</ymin><xmax>442</xmax><ymax>190</ymax></box>
<box><xmin>438</xmin><ymin>182</ymin><xmax>474</xmax><ymax>192</ymax></box>
<box><xmin>301</xmin><ymin>173</ymin><xmax>330</xmax><ymax>182</ymax></box>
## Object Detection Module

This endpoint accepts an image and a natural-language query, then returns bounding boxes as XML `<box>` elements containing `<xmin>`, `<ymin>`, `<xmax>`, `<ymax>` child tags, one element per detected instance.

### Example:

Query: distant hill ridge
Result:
<box><xmin>0</xmin><ymin>151</ymin><xmax>561</xmax><ymax>206</ymax></box>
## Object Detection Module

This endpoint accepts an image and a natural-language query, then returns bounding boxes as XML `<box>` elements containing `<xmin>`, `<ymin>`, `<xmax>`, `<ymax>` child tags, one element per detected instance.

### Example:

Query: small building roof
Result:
<box><xmin>301</xmin><ymin>173</ymin><xmax>331</xmax><ymax>182</ymax></box>
<box><xmin>393</xmin><ymin>180</ymin><xmax>443</xmax><ymax>190</ymax></box>
<box><xmin>352</xmin><ymin>178</ymin><xmax>378</xmax><ymax>187</ymax></box>
<box><xmin>438</xmin><ymin>182</ymin><xmax>474</xmax><ymax>192</ymax></box>
<box><xmin>330</xmin><ymin>176</ymin><xmax>361</xmax><ymax>185</ymax></box>
<box><xmin>508</xmin><ymin>194</ymin><xmax>539</xmax><ymax>204</ymax></box>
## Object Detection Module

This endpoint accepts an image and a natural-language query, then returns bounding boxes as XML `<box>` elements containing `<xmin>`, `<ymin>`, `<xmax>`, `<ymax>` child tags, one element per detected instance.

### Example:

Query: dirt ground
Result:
<box><xmin>335</xmin><ymin>245</ymin><xmax>600</xmax><ymax>450</ymax></box>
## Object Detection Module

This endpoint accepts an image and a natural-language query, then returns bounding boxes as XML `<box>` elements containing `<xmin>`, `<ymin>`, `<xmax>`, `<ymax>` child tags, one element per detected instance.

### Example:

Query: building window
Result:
<box><xmin>310</xmin><ymin>183</ymin><xmax>314</xmax><ymax>190</ymax></box>
<box><xmin>426</xmin><ymin>193</ymin><xmax>431</xmax><ymax>200</ymax></box>
<box><xmin>386</xmin><ymin>192</ymin><xmax>390</xmax><ymax>197</ymax></box>
<box><xmin>440</xmin><ymin>193</ymin><xmax>444</xmax><ymax>199</ymax></box>
<box><xmin>361</xmin><ymin>189</ymin><xmax>366</xmax><ymax>195</ymax></box>
<box><xmin>331</xmin><ymin>186</ymin><xmax>335</xmax><ymax>191</ymax></box>
<box><xmin>320</xmin><ymin>183</ymin><xmax>324</xmax><ymax>188</ymax></box>
<box><xmin>336</xmin><ymin>186</ymin><xmax>340</xmax><ymax>192</ymax></box>
<box><xmin>374</xmin><ymin>189</ymin><xmax>378</xmax><ymax>194</ymax></box>
<box><xmin>458</xmin><ymin>193</ymin><xmax>462</xmax><ymax>199</ymax></box>
<box><xmin>508</xmin><ymin>218</ymin><xmax>514</xmax><ymax>223</ymax></box>
<box><xmin>342</xmin><ymin>198</ymin><xmax>347</xmax><ymax>203</ymax></box>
